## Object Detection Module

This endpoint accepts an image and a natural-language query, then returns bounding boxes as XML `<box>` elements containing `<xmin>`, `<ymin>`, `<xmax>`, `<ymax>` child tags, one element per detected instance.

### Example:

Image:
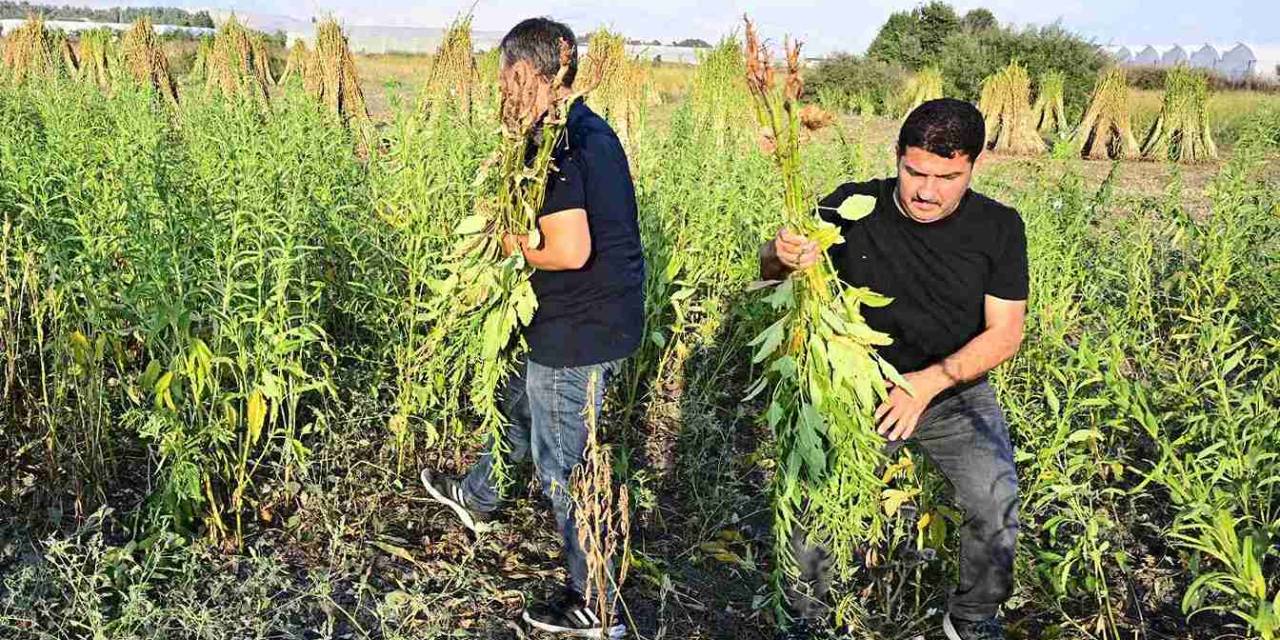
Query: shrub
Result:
<box><xmin>804</xmin><ymin>54</ymin><xmax>908</xmax><ymax>115</ymax></box>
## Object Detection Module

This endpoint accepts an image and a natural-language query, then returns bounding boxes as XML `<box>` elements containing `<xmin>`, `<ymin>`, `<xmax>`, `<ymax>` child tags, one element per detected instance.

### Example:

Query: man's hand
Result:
<box><xmin>874</xmin><ymin>369</ymin><xmax>948</xmax><ymax>442</ymax></box>
<box><xmin>772</xmin><ymin>228</ymin><xmax>821</xmax><ymax>272</ymax></box>
<box><xmin>501</xmin><ymin>233</ymin><xmax>528</xmax><ymax>258</ymax></box>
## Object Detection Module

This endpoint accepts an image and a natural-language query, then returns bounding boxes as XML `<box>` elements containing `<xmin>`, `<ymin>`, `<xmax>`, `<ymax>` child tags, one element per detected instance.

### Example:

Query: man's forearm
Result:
<box><xmin>523</xmin><ymin>245</ymin><xmax>578</xmax><ymax>271</ymax></box>
<box><xmin>916</xmin><ymin>326</ymin><xmax>1023</xmax><ymax>395</ymax></box>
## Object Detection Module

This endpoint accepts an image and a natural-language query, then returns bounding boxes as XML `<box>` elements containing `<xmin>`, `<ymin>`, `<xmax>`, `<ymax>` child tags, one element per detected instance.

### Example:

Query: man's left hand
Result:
<box><xmin>501</xmin><ymin>233</ymin><xmax>527</xmax><ymax>258</ymax></box>
<box><xmin>875</xmin><ymin>369</ymin><xmax>948</xmax><ymax>442</ymax></box>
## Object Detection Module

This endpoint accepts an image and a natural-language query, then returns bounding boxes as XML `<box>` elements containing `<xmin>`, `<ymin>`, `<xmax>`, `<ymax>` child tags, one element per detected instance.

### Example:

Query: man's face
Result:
<box><xmin>895</xmin><ymin>146</ymin><xmax>975</xmax><ymax>223</ymax></box>
<box><xmin>499</xmin><ymin>58</ymin><xmax>552</xmax><ymax>129</ymax></box>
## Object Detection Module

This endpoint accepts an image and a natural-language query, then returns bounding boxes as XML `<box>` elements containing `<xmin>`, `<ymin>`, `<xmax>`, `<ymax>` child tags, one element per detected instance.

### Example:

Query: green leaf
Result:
<box><xmin>750</xmin><ymin>318</ymin><xmax>787</xmax><ymax>364</ymax></box>
<box><xmin>513</xmin><ymin>281</ymin><xmax>538</xmax><ymax>326</ymax></box>
<box><xmin>836</xmin><ymin>194</ymin><xmax>877</xmax><ymax>221</ymax></box>
<box><xmin>454</xmin><ymin>214</ymin><xmax>487</xmax><ymax>235</ymax></box>
<box><xmin>763</xmin><ymin>278</ymin><xmax>795</xmax><ymax>309</ymax></box>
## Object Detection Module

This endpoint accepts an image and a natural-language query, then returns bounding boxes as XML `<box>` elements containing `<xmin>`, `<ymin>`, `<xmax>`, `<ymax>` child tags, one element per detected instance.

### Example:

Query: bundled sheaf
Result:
<box><xmin>205</xmin><ymin>15</ymin><xmax>271</xmax><ymax>104</ymax></box>
<box><xmin>279</xmin><ymin>39</ymin><xmax>309</xmax><ymax>85</ymax></box>
<box><xmin>421</xmin><ymin>15</ymin><xmax>476</xmax><ymax>118</ymax></box>
<box><xmin>1141</xmin><ymin>66</ymin><xmax>1218</xmax><ymax>163</ymax></box>
<box><xmin>742</xmin><ymin>16</ymin><xmax>900</xmax><ymax>601</ymax></box>
<box><xmin>1031</xmin><ymin>71</ymin><xmax>1068</xmax><ymax>136</ymax></box>
<box><xmin>691</xmin><ymin>35</ymin><xmax>750</xmax><ymax>147</ymax></box>
<box><xmin>898</xmin><ymin>66</ymin><xmax>942</xmax><ymax>117</ymax></box>
<box><xmin>1070</xmin><ymin>66</ymin><xmax>1140</xmax><ymax>160</ymax></box>
<box><xmin>2</xmin><ymin>16</ymin><xmax>79</xmax><ymax>83</ymax></box>
<box><xmin>305</xmin><ymin>19</ymin><xmax>369</xmax><ymax>125</ymax></box>
<box><xmin>979</xmin><ymin>62</ymin><xmax>1046</xmax><ymax>155</ymax></box>
<box><xmin>584</xmin><ymin>29</ymin><xmax>650</xmax><ymax>148</ymax></box>
<box><xmin>121</xmin><ymin>17</ymin><xmax>179</xmax><ymax>105</ymax></box>
<box><xmin>76</xmin><ymin>28</ymin><xmax>115</xmax><ymax>89</ymax></box>
<box><xmin>188</xmin><ymin>36</ymin><xmax>213</xmax><ymax>81</ymax></box>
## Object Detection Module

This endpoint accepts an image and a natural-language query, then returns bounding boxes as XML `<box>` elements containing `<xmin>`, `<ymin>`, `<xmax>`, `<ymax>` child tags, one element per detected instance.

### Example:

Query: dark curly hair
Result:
<box><xmin>500</xmin><ymin>18</ymin><xmax>578</xmax><ymax>88</ymax></box>
<box><xmin>897</xmin><ymin>98</ymin><xmax>986</xmax><ymax>164</ymax></box>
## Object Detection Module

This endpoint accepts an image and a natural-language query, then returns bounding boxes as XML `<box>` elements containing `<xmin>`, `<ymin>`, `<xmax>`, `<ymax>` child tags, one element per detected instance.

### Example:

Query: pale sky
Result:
<box><xmin>71</xmin><ymin>0</ymin><xmax>1279</xmax><ymax>55</ymax></box>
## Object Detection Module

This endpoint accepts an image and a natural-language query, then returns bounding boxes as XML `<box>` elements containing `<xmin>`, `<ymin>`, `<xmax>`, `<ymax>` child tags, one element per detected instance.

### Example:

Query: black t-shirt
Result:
<box><xmin>525</xmin><ymin>100</ymin><xmax>646</xmax><ymax>368</ymax></box>
<box><xmin>818</xmin><ymin>178</ymin><xmax>1028</xmax><ymax>375</ymax></box>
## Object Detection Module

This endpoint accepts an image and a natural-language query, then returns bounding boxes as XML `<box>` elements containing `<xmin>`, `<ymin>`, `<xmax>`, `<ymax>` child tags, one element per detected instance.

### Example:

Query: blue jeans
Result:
<box><xmin>461</xmin><ymin>358</ymin><xmax>624</xmax><ymax>597</ymax></box>
<box><xmin>788</xmin><ymin>380</ymin><xmax>1020</xmax><ymax>622</ymax></box>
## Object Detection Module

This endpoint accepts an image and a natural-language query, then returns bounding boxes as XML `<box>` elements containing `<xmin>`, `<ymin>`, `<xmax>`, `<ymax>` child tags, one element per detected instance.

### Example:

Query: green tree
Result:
<box><xmin>962</xmin><ymin>8</ymin><xmax>998</xmax><ymax>32</ymax></box>
<box><xmin>866</xmin><ymin>1</ymin><xmax>962</xmax><ymax>70</ymax></box>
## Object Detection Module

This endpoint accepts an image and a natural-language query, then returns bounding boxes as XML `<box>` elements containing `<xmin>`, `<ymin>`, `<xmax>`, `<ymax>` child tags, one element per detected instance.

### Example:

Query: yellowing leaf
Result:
<box><xmin>882</xmin><ymin>488</ymin><xmax>921</xmax><ymax>516</ymax></box>
<box><xmin>247</xmin><ymin>390</ymin><xmax>267</xmax><ymax>446</ymax></box>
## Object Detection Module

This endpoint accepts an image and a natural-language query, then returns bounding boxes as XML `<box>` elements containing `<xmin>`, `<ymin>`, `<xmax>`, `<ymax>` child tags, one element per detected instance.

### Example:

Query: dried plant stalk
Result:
<box><xmin>421</xmin><ymin>15</ymin><xmax>475</xmax><ymax>118</ymax></box>
<box><xmin>979</xmin><ymin>61</ymin><xmax>1046</xmax><ymax>155</ymax></box>
<box><xmin>121</xmin><ymin>17</ymin><xmax>179</xmax><ymax>105</ymax></box>
<box><xmin>2</xmin><ymin>16</ymin><xmax>78</xmax><ymax>83</ymax></box>
<box><xmin>1141</xmin><ymin>66</ymin><xmax>1218</xmax><ymax>163</ymax></box>
<box><xmin>205</xmin><ymin>15</ymin><xmax>270</xmax><ymax>105</ymax></box>
<box><xmin>76</xmin><ymin>28</ymin><xmax>115</xmax><ymax>89</ymax></box>
<box><xmin>571</xmin><ymin>372</ymin><xmax>632</xmax><ymax>630</ymax></box>
<box><xmin>1070</xmin><ymin>66</ymin><xmax>1140</xmax><ymax>160</ymax></box>
<box><xmin>305</xmin><ymin>19</ymin><xmax>369</xmax><ymax>125</ymax></box>
<box><xmin>1031</xmin><ymin>71</ymin><xmax>1068</xmax><ymax>136</ymax></box>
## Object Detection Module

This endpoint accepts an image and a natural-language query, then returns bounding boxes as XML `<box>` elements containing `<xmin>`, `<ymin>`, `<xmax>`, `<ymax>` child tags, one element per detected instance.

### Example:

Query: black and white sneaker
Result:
<box><xmin>943</xmin><ymin>612</ymin><xmax>1006</xmax><ymax>640</ymax></box>
<box><xmin>522</xmin><ymin>591</ymin><xmax>626</xmax><ymax>639</ymax></box>
<box><xmin>420</xmin><ymin>468</ymin><xmax>491</xmax><ymax>534</ymax></box>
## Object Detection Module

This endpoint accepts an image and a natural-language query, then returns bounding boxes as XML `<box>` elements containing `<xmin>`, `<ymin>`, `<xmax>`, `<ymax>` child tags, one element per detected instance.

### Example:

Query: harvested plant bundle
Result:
<box><xmin>205</xmin><ymin>16</ymin><xmax>270</xmax><ymax>104</ymax></box>
<box><xmin>691</xmin><ymin>35</ymin><xmax>750</xmax><ymax>147</ymax></box>
<box><xmin>743</xmin><ymin>16</ymin><xmax>900</xmax><ymax>596</ymax></box>
<box><xmin>188</xmin><ymin>36</ymin><xmax>213</xmax><ymax>81</ymax></box>
<box><xmin>2</xmin><ymin>16</ymin><xmax>78</xmax><ymax>83</ymax></box>
<box><xmin>252</xmin><ymin>34</ymin><xmax>275</xmax><ymax>87</ymax></box>
<box><xmin>899</xmin><ymin>66</ymin><xmax>942</xmax><ymax>117</ymax></box>
<box><xmin>421</xmin><ymin>15</ymin><xmax>475</xmax><ymax>118</ymax></box>
<box><xmin>77</xmin><ymin>28</ymin><xmax>115</xmax><ymax>89</ymax></box>
<box><xmin>305</xmin><ymin>19</ymin><xmax>370</xmax><ymax>125</ymax></box>
<box><xmin>279</xmin><ymin>39</ymin><xmax>308</xmax><ymax>85</ymax></box>
<box><xmin>1141</xmin><ymin>66</ymin><xmax>1217</xmax><ymax>163</ymax></box>
<box><xmin>584</xmin><ymin>29</ymin><xmax>649</xmax><ymax>147</ymax></box>
<box><xmin>1070</xmin><ymin>66</ymin><xmax>1140</xmax><ymax>159</ymax></box>
<box><xmin>979</xmin><ymin>61</ymin><xmax>1045</xmax><ymax>155</ymax></box>
<box><xmin>405</xmin><ymin>39</ymin><xmax>595</xmax><ymax>487</ymax></box>
<box><xmin>1031</xmin><ymin>71</ymin><xmax>1068</xmax><ymax>136</ymax></box>
<box><xmin>121</xmin><ymin>17</ymin><xmax>179</xmax><ymax>104</ymax></box>
<box><xmin>474</xmin><ymin>48</ymin><xmax>501</xmax><ymax>114</ymax></box>
<box><xmin>571</xmin><ymin>373</ymin><xmax>632</xmax><ymax>631</ymax></box>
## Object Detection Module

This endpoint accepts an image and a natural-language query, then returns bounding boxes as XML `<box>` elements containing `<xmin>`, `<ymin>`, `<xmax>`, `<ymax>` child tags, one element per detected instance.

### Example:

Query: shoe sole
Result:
<box><xmin>522</xmin><ymin>611</ymin><xmax>626</xmax><ymax>639</ymax></box>
<box><xmin>943</xmin><ymin>612</ymin><xmax>961</xmax><ymax>640</ymax></box>
<box><xmin>420</xmin><ymin>468</ymin><xmax>479</xmax><ymax>534</ymax></box>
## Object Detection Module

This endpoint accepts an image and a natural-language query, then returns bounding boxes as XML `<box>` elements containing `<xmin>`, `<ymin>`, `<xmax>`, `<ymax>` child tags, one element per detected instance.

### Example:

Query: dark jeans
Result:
<box><xmin>461</xmin><ymin>358</ymin><xmax>624</xmax><ymax>598</ymax></box>
<box><xmin>788</xmin><ymin>380</ymin><xmax>1020</xmax><ymax>623</ymax></box>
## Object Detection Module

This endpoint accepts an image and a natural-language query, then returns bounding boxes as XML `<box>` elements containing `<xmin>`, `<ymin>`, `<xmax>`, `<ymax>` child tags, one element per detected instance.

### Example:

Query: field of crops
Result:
<box><xmin>1</xmin><ymin>20</ymin><xmax>1279</xmax><ymax>640</ymax></box>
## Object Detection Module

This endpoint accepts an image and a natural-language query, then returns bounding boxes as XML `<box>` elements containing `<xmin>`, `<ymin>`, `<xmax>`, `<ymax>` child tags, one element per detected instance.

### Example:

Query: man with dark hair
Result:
<box><xmin>760</xmin><ymin>98</ymin><xmax>1027</xmax><ymax>640</ymax></box>
<box><xmin>421</xmin><ymin>17</ymin><xmax>644</xmax><ymax>640</ymax></box>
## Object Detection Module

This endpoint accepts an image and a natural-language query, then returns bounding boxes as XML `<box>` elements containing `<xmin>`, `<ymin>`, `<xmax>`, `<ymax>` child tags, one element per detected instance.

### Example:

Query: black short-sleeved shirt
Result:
<box><xmin>818</xmin><ymin>178</ymin><xmax>1028</xmax><ymax>376</ymax></box>
<box><xmin>525</xmin><ymin>99</ymin><xmax>646</xmax><ymax>368</ymax></box>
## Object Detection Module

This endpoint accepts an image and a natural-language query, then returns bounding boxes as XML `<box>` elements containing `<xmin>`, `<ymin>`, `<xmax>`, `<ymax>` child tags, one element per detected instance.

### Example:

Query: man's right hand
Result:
<box><xmin>773</xmin><ymin>227</ymin><xmax>820</xmax><ymax>271</ymax></box>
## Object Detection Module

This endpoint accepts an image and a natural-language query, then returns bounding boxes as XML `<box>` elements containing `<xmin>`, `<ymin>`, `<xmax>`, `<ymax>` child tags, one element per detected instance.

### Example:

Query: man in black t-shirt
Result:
<box><xmin>420</xmin><ymin>18</ymin><xmax>644</xmax><ymax>640</ymax></box>
<box><xmin>760</xmin><ymin>99</ymin><xmax>1028</xmax><ymax>640</ymax></box>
